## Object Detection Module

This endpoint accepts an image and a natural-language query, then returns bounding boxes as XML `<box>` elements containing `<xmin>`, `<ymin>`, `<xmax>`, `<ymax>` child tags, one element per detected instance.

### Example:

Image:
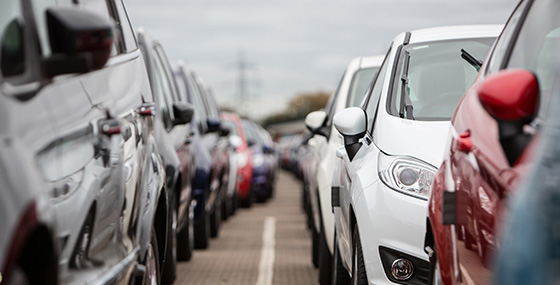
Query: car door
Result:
<box><xmin>336</xmin><ymin>52</ymin><xmax>390</xmax><ymax>265</ymax></box>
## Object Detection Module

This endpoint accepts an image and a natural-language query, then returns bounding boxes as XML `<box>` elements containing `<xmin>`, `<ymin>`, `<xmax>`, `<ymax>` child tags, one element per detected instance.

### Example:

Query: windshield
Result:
<box><xmin>506</xmin><ymin>0</ymin><xmax>560</xmax><ymax>122</ymax></box>
<box><xmin>390</xmin><ymin>38</ymin><xmax>495</xmax><ymax>120</ymax></box>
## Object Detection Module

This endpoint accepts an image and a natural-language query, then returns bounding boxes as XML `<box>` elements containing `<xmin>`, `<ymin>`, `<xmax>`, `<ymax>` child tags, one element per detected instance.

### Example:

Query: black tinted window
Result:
<box><xmin>0</xmin><ymin>0</ymin><xmax>25</xmax><ymax>77</ymax></box>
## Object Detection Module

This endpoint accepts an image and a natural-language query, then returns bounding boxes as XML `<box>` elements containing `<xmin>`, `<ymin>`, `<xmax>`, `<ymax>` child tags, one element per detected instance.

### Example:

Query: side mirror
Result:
<box><xmin>43</xmin><ymin>7</ymin><xmax>114</xmax><ymax>77</ymax></box>
<box><xmin>172</xmin><ymin>101</ymin><xmax>194</xmax><ymax>126</ymax></box>
<box><xmin>304</xmin><ymin>111</ymin><xmax>328</xmax><ymax>137</ymax></box>
<box><xmin>229</xmin><ymin>135</ymin><xmax>242</xmax><ymax>149</ymax></box>
<box><xmin>219</xmin><ymin>126</ymin><xmax>231</xmax><ymax>137</ymax></box>
<box><xmin>263</xmin><ymin>145</ymin><xmax>275</xmax><ymax>154</ymax></box>
<box><xmin>478</xmin><ymin>69</ymin><xmax>539</xmax><ymax>165</ymax></box>
<box><xmin>333</xmin><ymin>107</ymin><xmax>367</xmax><ymax>161</ymax></box>
<box><xmin>206</xmin><ymin>117</ymin><xmax>221</xmax><ymax>133</ymax></box>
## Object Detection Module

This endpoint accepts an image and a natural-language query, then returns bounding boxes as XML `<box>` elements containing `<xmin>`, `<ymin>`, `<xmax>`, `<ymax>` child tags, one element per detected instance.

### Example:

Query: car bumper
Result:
<box><xmin>356</xmin><ymin>179</ymin><xmax>430</xmax><ymax>284</ymax></box>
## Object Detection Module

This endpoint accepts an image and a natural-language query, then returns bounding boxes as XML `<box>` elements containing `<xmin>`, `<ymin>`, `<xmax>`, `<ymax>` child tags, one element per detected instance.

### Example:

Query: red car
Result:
<box><xmin>221</xmin><ymin>113</ymin><xmax>254</xmax><ymax>207</ymax></box>
<box><xmin>425</xmin><ymin>0</ymin><xmax>558</xmax><ymax>284</ymax></box>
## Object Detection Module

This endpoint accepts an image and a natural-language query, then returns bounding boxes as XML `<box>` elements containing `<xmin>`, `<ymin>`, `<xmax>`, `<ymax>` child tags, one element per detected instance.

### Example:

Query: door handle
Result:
<box><xmin>456</xmin><ymin>131</ymin><xmax>473</xmax><ymax>153</ymax></box>
<box><xmin>137</xmin><ymin>102</ymin><xmax>156</xmax><ymax>117</ymax></box>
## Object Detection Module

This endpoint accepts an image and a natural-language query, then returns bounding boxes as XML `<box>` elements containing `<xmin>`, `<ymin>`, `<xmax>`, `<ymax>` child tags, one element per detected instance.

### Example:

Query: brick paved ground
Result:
<box><xmin>175</xmin><ymin>170</ymin><xmax>318</xmax><ymax>285</ymax></box>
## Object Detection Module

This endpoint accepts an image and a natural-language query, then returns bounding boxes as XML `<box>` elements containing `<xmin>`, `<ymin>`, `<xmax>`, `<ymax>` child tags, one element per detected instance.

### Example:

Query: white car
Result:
<box><xmin>304</xmin><ymin>55</ymin><xmax>384</xmax><ymax>284</ymax></box>
<box><xmin>331</xmin><ymin>25</ymin><xmax>502</xmax><ymax>285</ymax></box>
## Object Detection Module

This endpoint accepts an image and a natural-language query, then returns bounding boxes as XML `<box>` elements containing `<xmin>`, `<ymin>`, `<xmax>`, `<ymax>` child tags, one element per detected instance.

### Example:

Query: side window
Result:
<box><xmin>365</xmin><ymin>49</ymin><xmax>391</xmax><ymax>133</ymax></box>
<box><xmin>111</xmin><ymin>0</ymin><xmax>137</xmax><ymax>52</ymax></box>
<box><xmin>1</xmin><ymin>0</ymin><xmax>25</xmax><ymax>77</ymax></box>
<box><xmin>152</xmin><ymin>47</ymin><xmax>173</xmax><ymax>129</ymax></box>
<box><xmin>153</xmin><ymin>44</ymin><xmax>180</xmax><ymax>130</ymax></box>
<box><xmin>346</xmin><ymin>67</ymin><xmax>380</xmax><ymax>108</ymax></box>
<box><xmin>485</xmin><ymin>0</ymin><xmax>529</xmax><ymax>74</ymax></box>
<box><xmin>324</xmin><ymin>70</ymin><xmax>346</xmax><ymax>128</ymax></box>
<box><xmin>189</xmin><ymin>73</ymin><xmax>209</xmax><ymax>132</ymax></box>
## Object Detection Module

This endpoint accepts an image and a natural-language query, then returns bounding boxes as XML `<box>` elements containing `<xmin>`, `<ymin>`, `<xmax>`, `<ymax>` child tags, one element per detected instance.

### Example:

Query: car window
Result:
<box><xmin>151</xmin><ymin>46</ymin><xmax>173</xmax><ymax>129</ymax></box>
<box><xmin>390</xmin><ymin>38</ymin><xmax>494</xmax><ymax>120</ymax></box>
<box><xmin>188</xmin><ymin>73</ymin><xmax>209</xmax><ymax>131</ymax></box>
<box><xmin>485</xmin><ymin>0</ymin><xmax>530</xmax><ymax>74</ymax></box>
<box><xmin>505</xmin><ymin>0</ymin><xmax>560</xmax><ymax>122</ymax></box>
<box><xmin>364</xmin><ymin>48</ymin><xmax>391</xmax><ymax>133</ymax></box>
<box><xmin>346</xmin><ymin>67</ymin><xmax>380</xmax><ymax>108</ymax></box>
<box><xmin>0</xmin><ymin>0</ymin><xmax>25</xmax><ymax>78</ymax></box>
<box><xmin>111</xmin><ymin>0</ymin><xmax>137</xmax><ymax>52</ymax></box>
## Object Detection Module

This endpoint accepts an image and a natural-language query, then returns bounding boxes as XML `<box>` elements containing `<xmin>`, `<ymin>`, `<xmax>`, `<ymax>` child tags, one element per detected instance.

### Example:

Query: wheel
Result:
<box><xmin>351</xmin><ymin>227</ymin><xmax>367</xmax><ymax>285</ymax></box>
<box><xmin>161</xmin><ymin>197</ymin><xmax>177</xmax><ymax>283</ymax></box>
<box><xmin>144</xmin><ymin>227</ymin><xmax>160</xmax><ymax>285</ymax></box>
<box><xmin>177</xmin><ymin>199</ymin><xmax>194</xmax><ymax>261</ymax></box>
<box><xmin>194</xmin><ymin>206</ymin><xmax>210</xmax><ymax>249</ymax></box>
<box><xmin>221</xmin><ymin>192</ymin><xmax>229</xmax><ymax>221</ymax></box>
<box><xmin>210</xmin><ymin>196</ymin><xmax>221</xmax><ymax>238</ymax></box>
<box><xmin>333</xmin><ymin>230</ymin><xmax>350</xmax><ymax>285</ymax></box>
<box><xmin>311</xmin><ymin>220</ymin><xmax>319</xmax><ymax>268</ymax></box>
<box><xmin>318</xmin><ymin>221</ymin><xmax>332</xmax><ymax>285</ymax></box>
<box><xmin>428</xmin><ymin>247</ymin><xmax>442</xmax><ymax>285</ymax></box>
<box><xmin>474</xmin><ymin>218</ymin><xmax>491</xmax><ymax>267</ymax></box>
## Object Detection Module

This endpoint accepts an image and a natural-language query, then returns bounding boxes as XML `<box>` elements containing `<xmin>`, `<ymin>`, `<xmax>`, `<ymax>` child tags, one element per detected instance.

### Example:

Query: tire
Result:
<box><xmin>144</xmin><ymin>227</ymin><xmax>160</xmax><ymax>285</ymax></box>
<box><xmin>333</xmin><ymin>230</ymin><xmax>350</xmax><ymax>285</ymax></box>
<box><xmin>177</xmin><ymin>199</ymin><xmax>194</xmax><ymax>261</ymax></box>
<box><xmin>312</xmin><ymin>220</ymin><xmax>319</xmax><ymax>268</ymax></box>
<box><xmin>351</xmin><ymin>227</ymin><xmax>367</xmax><ymax>285</ymax></box>
<box><xmin>319</xmin><ymin>221</ymin><xmax>332</xmax><ymax>285</ymax></box>
<box><xmin>161</xmin><ymin>197</ymin><xmax>177</xmax><ymax>284</ymax></box>
<box><xmin>194</xmin><ymin>206</ymin><xmax>210</xmax><ymax>249</ymax></box>
<box><xmin>210</xmin><ymin>196</ymin><xmax>221</xmax><ymax>238</ymax></box>
<box><xmin>231</xmin><ymin>192</ymin><xmax>238</xmax><ymax>216</ymax></box>
<box><xmin>428</xmin><ymin>247</ymin><xmax>442</xmax><ymax>285</ymax></box>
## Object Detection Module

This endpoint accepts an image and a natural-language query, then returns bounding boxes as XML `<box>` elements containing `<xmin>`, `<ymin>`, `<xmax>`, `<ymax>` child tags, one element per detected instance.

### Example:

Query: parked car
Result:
<box><xmin>221</xmin><ymin>112</ymin><xmax>254</xmax><ymax>210</ymax></box>
<box><xmin>242</xmin><ymin>120</ymin><xmax>277</xmax><ymax>203</ymax></box>
<box><xmin>425</xmin><ymin>1</ymin><xmax>559</xmax><ymax>284</ymax></box>
<box><xmin>332</xmin><ymin>25</ymin><xmax>500</xmax><ymax>284</ymax></box>
<box><xmin>0</xmin><ymin>0</ymin><xmax>169</xmax><ymax>284</ymax></box>
<box><xmin>303</xmin><ymin>55</ymin><xmax>384</xmax><ymax>284</ymax></box>
<box><xmin>137</xmin><ymin>28</ymin><xmax>197</xmax><ymax>282</ymax></box>
<box><xmin>174</xmin><ymin>62</ymin><xmax>230</xmax><ymax>248</ymax></box>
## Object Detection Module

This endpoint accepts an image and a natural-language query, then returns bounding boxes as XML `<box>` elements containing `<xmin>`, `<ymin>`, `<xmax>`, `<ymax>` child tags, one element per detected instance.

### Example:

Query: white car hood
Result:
<box><xmin>373</xmin><ymin>114</ymin><xmax>451</xmax><ymax>168</ymax></box>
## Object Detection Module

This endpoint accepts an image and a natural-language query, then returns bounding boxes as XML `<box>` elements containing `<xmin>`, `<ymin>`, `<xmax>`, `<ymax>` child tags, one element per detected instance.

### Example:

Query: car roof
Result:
<box><xmin>360</xmin><ymin>55</ymin><xmax>385</xmax><ymax>69</ymax></box>
<box><xmin>394</xmin><ymin>25</ymin><xmax>503</xmax><ymax>45</ymax></box>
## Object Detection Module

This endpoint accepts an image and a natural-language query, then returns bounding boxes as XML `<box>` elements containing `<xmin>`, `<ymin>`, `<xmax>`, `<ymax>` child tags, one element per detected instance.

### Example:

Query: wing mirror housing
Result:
<box><xmin>333</xmin><ymin>107</ymin><xmax>367</xmax><ymax>161</ymax></box>
<box><xmin>172</xmin><ymin>101</ymin><xmax>194</xmax><ymax>126</ymax></box>
<box><xmin>206</xmin><ymin>117</ymin><xmax>221</xmax><ymax>133</ymax></box>
<box><xmin>43</xmin><ymin>7</ymin><xmax>114</xmax><ymax>78</ymax></box>
<box><xmin>229</xmin><ymin>135</ymin><xmax>242</xmax><ymax>149</ymax></box>
<box><xmin>304</xmin><ymin>110</ymin><xmax>329</xmax><ymax>138</ymax></box>
<box><xmin>478</xmin><ymin>69</ymin><xmax>539</xmax><ymax>166</ymax></box>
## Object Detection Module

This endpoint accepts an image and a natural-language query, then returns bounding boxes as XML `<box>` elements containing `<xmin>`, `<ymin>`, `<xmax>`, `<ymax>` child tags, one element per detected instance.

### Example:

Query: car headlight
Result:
<box><xmin>252</xmin><ymin>153</ymin><xmax>264</xmax><ymax>167</ymax></box>
<box><xmin>237</xmin><ymin>152</ymin><xmax>249</xmax><ymax>167</ymax></box>
<box><xmin>378</xmin><ymin>152</ymin><xmax>437</xmax><ymax>200</ymax></box>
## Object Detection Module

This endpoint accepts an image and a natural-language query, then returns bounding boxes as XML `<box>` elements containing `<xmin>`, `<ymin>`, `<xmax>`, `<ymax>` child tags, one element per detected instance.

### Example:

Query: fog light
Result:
<box><xmin>391</xmin><ymin>258</ymin><xmax>414</xmax><ymax>280</ymax></box>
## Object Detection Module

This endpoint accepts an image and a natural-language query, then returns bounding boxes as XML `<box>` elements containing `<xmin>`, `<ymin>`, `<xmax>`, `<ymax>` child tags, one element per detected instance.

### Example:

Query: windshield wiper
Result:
<box><xmin>461</xmin><ymin>48</ymin><xmax>483</xmax><ymax>71</ymax></box>
<box><xmin>399</xmin><ymin>50</ymin><xmax>414</xmax><ymax>120</ymax></box>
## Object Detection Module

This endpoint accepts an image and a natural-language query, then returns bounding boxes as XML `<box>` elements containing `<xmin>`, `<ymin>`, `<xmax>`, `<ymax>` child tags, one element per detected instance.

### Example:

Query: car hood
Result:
<box><xmin>373</xmin><ymin>115</ymin><xmax>451</xmax><ymax>168</ymax></box>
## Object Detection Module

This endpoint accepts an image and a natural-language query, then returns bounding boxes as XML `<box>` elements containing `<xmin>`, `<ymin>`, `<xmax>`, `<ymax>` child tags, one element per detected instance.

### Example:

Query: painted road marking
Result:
<box><xmin>256</xmin><ymin>217</ymin><xmax>276</xmax><ymax>285</ymax></box>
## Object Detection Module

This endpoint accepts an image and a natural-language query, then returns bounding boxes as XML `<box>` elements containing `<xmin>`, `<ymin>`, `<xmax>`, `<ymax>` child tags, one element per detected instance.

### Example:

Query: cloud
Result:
<box><xmin>125</xmin><ymin>0</ymin><xmax>517</xmax><ymax>120</ymax></box>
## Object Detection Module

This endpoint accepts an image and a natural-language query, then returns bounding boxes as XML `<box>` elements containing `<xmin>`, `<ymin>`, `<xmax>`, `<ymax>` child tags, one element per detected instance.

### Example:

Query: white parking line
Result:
<box><xmin>255</xmin><ymin>216</ymin><xmax>276</xmax><ymax>285</ymax></box>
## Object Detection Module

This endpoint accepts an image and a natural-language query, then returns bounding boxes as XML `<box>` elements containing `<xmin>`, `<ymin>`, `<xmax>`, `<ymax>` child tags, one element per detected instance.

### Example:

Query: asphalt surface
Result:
<box><xmin>175</xmin><ymin>170</ymin><xmax>318</xmax><ymax>285</ymax></box>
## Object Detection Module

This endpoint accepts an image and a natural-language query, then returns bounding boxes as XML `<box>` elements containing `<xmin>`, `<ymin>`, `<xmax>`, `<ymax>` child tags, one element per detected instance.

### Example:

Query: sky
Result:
<box><xmin>125</xmin><ymin>0</ymin><xmax>518</xmax><ymax>121</ymax></box>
